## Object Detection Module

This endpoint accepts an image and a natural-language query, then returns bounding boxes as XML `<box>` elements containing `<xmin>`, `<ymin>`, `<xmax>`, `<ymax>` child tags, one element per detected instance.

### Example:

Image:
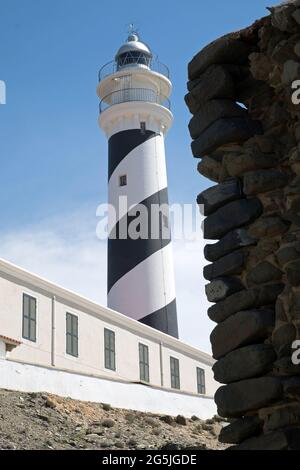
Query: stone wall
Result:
<box><xmin>186</xmin><ymin>0</ymin><xmax>300</xmax><ymax>449</ymax></box>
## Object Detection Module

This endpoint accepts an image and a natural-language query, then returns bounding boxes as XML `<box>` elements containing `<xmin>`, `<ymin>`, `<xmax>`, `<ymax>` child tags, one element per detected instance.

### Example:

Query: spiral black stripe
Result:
<box><xmin>107</xmin><ymin>187</ymin><xmax>171</xmax><ymax>293</ymax></box>
<box><xmin>108</xmin><ymin>128</ymin><xmax>159</xmax><ymax>180</ymax></box>
<box><xmin>139</xmin><ymin>299</ymin><xmax>178</xmax><ymax>338</ymax></box>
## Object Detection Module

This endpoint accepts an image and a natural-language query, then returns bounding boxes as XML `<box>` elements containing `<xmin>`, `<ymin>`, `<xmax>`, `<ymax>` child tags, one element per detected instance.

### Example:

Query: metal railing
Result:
<box><xmin>99</xmin><ymin>87</ymin><xmax>171</xmax><ymax>113</ymax></box>
<box><xmin>98</xmin><ymin>58</ymin><xmax>170</xmax><ymax>82</ymax></box>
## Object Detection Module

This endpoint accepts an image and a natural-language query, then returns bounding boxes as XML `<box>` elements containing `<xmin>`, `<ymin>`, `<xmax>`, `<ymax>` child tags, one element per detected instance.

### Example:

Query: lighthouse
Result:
<box><xmin>97</xmin><ymin>30</ymin><xmax>178</xmax><ymax>338</ymax></box>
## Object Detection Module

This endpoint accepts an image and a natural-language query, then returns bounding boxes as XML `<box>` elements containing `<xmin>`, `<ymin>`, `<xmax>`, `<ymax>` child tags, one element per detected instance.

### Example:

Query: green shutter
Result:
<box><xmin>197</xmin><ymin>367</ymin><xmax>206</xmax><ymax>394</ymax></box>
<box><xmin>22</xmin><ymin>294</ymin><xmax>37</xmax><ymax>342</ymax></box>
<box><xmin>22</xmin><ymin>315</ymin><xmax>29</xmax><ymax>340</ymax></box>
<box><xmin>29</xmin><ymin>297</ymin><xmax>36</xmax><ymax>321</ymax></box>
<box><xmin>66</xmin><ymin>313</ymin><xmax>78</xmax><ymax>357</ymax></box>
<box><xmin>104</xmin><ymin>329</ymin><xmax>116</xmax><ymax>370</ymax></box>
<box><xmin>170</xmin><ymin>357</ymin><xmax>180</xmax><ymax>389</ymax></box>
<box><xmin>139</xmin><ymin>343</ymin><xmax>149</xmax><ymax>382</ymax></box>
<box><xmin>30</xmin><ymin>318</ymin><xmax>36</xmax><ymax>342</ymax></box>
<box><xmin>23</xmin><ymin>295</ymin><xmax>30</xmax><ymax>317</ymax></box>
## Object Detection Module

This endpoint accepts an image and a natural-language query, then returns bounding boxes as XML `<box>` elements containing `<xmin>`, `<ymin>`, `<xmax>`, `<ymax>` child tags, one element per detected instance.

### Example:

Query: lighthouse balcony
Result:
<box><xmin>98</xmin><ymin>58</ymin><xmax>170</xmax><ymax>82</ymax></box>
<box><xmin>99</xmin><ymin>87</ymin><xmax>171</xmax><ymax>113</ymax></box>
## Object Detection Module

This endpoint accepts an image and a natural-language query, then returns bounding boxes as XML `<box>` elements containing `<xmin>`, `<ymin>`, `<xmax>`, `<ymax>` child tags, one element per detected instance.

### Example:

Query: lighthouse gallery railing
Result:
<box><xmin>98</xmin><ymin>59</ymin><xmax>170</xmax><ymax>82</ymax></box>
<box><xmin>99</xmin><ymin>88</ymin><xmax>171</xmax><ymax>113</ymax></box>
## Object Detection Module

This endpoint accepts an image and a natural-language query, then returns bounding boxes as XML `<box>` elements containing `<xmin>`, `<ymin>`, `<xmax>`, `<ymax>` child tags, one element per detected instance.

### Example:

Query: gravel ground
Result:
<box><xmin>0</xmin><ymin>389</ymin><xmax>227</xmax><ymax>450</ymax></box>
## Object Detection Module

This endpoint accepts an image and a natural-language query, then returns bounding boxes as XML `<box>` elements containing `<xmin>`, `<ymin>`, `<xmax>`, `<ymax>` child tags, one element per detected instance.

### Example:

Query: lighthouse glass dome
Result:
<box><xmin>115</xmin><ymin>33</ymin><xmax>152</xmax><ymax>71</ymax></box>
<box><xmin>97</xmin><ymin>32</ymin><xmax>171</xmax><ymax>113</ymax></box>
<box><xmin>98</xmin><ymin>33</ymin><xmax>170</xmax><ymax>82</ymax></box>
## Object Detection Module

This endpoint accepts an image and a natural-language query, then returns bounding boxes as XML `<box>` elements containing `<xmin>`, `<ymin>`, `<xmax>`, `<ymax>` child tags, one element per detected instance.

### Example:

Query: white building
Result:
<box><xmin>0</xmin><ymin>258</ymin><xmax>217</xmax><ymax>417</ymax></box>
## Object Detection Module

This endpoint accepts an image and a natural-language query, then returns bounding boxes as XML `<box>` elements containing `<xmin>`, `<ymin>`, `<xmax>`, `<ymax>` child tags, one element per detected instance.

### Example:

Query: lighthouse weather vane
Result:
<box><xmin>127</xmin><ymin>22</ymin><xmax>139</xmax><ymax>37</ymax></box>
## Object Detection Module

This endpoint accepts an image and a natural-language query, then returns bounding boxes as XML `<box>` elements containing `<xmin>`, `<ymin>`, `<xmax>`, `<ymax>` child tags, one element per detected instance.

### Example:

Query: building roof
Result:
<box><xmin>115</xmin><ymin>33</ymin><xmax>152</xmax><ymax>60</ymax></box>
<box><xmin>0</xmin><ymin>334</ymin><xmax>21</xmax><ymax>346</ymax></box>
<box><xmin>0</xmin><ymin>257</ymin><xmax>214</xmax><ymax>366</ymax></box>
<box><xmin>0</xmin><ymin>334</ymin><xmax>21</xmax><ymax>352</ymax></box>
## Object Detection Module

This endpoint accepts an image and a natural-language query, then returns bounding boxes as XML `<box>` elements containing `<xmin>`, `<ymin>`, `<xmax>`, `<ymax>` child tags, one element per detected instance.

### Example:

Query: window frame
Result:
<box><xmin>139</xmin><ymin>342</ymin><xmax>150</xmax><ymax>383</ymax></box>
<box><xmin>22</xmin><ymin>293</ymin><xmax>37</xmax><ymax>343</ymax></box>
<box><xmin>170</xmin><ymin>356</ymin><xmax>180</xmax><ymax>390</ymax></box>
<box><xmin>119</xmin><ymin>174</ymin><xmax>127</xmax><ymax>187</ymax></box>
<box><xmin>104</xmin><ymin>328</ymin><xmax>116</xmax><ymax>371</ymax></box>
<box><xmin>197</xmin><ymin>367</ymin><xmax>206</xmax><ymax>395</ymax></box>
<box><xmin>140</xmin><ymin>121</ymin><xmax>146</xmax><ymax>134</ymax></box>
<box><xmin>66</xmin><ymin>312</ymin><xmax>79</xmax><ymax>358</ymax></box>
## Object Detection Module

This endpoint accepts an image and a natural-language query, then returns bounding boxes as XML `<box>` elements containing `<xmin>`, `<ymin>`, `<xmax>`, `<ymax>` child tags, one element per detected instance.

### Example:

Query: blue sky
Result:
<box><xmin>0</xmin><ymin>0</ymin><xmax>279</xmax><ymax>351</ymax></box>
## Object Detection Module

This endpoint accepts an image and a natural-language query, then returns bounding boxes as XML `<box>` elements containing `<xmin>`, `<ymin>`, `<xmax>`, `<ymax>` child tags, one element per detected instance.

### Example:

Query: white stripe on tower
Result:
<box><xmin>108</xmin><ymin>134</ymin><xmax>167</xmax><ymax>225</ymax></box>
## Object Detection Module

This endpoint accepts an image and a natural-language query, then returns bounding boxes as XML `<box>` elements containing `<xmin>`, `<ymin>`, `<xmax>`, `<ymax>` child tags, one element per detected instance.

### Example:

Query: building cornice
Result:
<box><xmin>98</xmin><ymin>101</ymin><xmax>173</xmax><ymax>138</ymax></box>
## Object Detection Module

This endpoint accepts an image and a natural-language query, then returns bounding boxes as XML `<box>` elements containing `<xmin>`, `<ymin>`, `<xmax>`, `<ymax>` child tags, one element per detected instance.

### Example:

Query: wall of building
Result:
<box><xmin>52</xmin><ymin>298</ymin><xmax>163</xmax><ymax>385</ymax></box>
<box><xmin>0</xmin><ymin>275</ymin><xmax>53</xmax><ymax>366</ymax></box>
<box><xmin>186</xmin><ymin>0</ymin><xmax>300</xmax><ymax>449</ymax></box>
<box><xmin>0</xmin><ymin>359</ymin><xmax>217</xmax><ymax>418</ymax></box>
<box><xmin>0</xmin><ymin>258</ymin><xmax>217</xmax><ymax>402</ymax></box>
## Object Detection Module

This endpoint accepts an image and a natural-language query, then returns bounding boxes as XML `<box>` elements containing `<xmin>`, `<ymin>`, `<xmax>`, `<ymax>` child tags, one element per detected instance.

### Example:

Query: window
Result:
<box><xmin>22</xmin><ymin>294</ymin><xmax>37</xmax><ymax>342</ymax></box>
<box><xmin>139</xmin><ymin>343</ymin><xmax>149</xmax><ymax>382</ymax></box>
<box><xmin>197</xmin><ymin>367</ymin><xmax>206</xmax><ymax>395</ymax></box>
<box><xmin>140</xmin><ymin>121</ymin><xmax>146</xmax><ymax>134</ymax></box>
<box><xmin>119</xmin><ymin>174</ymin><xmax>127</xmax><ymax>187</ymax></box>
<box><xmin>170</xmin><ymin>356</ymin><xmax>180</xmax><ymax>389</ymax></box>
<box><xmin>66</xmin><ymin>313</ymin><xmax>78</xmax><ymax>357</ymax></box>
<box><xmin>104</xmin><ymin>328</ymin><xmax>116</xmax><ymax>370</ymax></box>
<box><xmin>117</xmin><ymin>51</ymin><xmax>151</xmax><ymax>69</ymax></box>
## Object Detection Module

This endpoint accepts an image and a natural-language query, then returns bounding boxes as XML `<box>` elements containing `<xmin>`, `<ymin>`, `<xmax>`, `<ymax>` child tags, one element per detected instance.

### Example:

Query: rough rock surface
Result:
<box><xmin>210</xmin><ymin>309</ymin><xmax>275</xmax><ymax>358</ymax></box>
<box><xmin>185</xmin><ymin>65</ymin><xmax>235</xmax><ymax>114</ymax></box>
<box><xmin>0</xmin><ymin>390</ymin><xmax>227</xmax><ymax>450</ymax></box>
<box><xmin>215</xmin><ymin>377</ymin><xmax>283</xmax><ymax>417</ymax></box>
<box><xmin>189</xmin><ymin>100</ymin><xmax>247</xmax><ymax>139</ymax></box>
<box><xmin>197</xmin><ymin>177</ymin><xmax>242</xmax><ymax>216</ymax></box>
<box><xmin>204</xmin><ymin>229</ymin><xmax>257</xmax><ymax>262</ymax></box>
<box><xmin>213</xmin><ymin>344</ymin><xmax>276</xmax><ymax>383</ymax></box>
<box><xmin>203</xmin><ymin>198</ymin><xmax>262</xmax><ymax>239</ymax></box>
<box><xmin>186</xmin><ymin>0</ymin><xmax>300</xmax><ymax>450</ymax></box>
<box><xmin>219</xmin><ymin>415</ymin><xmax>262</xmax><ymax>444</ymax></box>
<box><xmin>191</xmin><ymin>117</ymin><xmax>262</xmax><ymax>157</ymax></box>
<box><xmin>188</xmin><ymin>36</ymin><xmax>253</xmax><ymax>79</ymax></box>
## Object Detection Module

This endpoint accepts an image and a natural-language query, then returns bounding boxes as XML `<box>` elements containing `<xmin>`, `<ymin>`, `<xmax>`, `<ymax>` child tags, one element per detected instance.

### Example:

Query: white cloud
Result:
<box><xmin>0</xmin><ymin>206</ymin><xmax>213</xmax><ymax>353</ymax></box>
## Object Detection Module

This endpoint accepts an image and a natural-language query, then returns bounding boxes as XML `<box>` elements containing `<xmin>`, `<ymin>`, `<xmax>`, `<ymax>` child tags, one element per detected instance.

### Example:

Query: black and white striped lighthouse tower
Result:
<box><xmin>97</xmin><ymin>30</ymin><xmax>178</xmax><ymax>338</ymax></box>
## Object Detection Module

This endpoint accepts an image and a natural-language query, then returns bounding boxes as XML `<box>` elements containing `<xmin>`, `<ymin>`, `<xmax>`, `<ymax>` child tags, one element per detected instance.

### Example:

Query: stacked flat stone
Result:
<box><xmin>186</xmin><ymin>0</ymin><xmax>300</xmax><ymax>450</ymax></box>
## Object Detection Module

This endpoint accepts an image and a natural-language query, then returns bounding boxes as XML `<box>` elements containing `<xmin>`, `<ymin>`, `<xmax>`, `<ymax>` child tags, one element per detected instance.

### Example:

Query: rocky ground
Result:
<box><xmin>0</xmin><ymin>389</ymin><xmax>226</xmax><ymax>450</ymax></box>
